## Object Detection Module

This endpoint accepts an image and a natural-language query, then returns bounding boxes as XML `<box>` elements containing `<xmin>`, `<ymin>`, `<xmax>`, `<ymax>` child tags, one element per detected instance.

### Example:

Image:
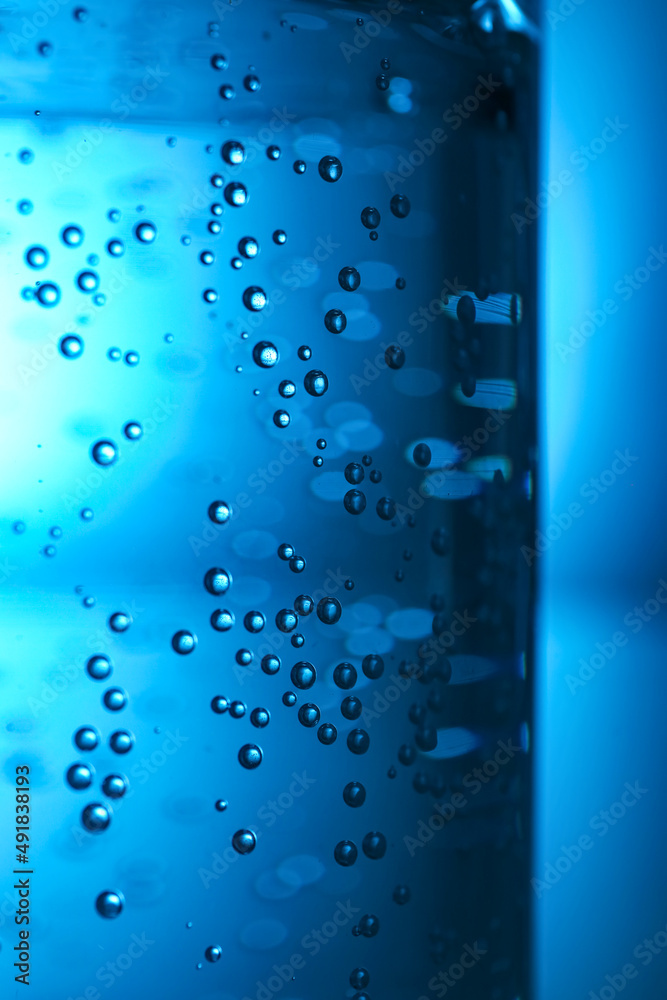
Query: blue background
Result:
<box><xmin>538</xmin><ymin>0</ymin><xmax>667</xmax><ymax>997</ymax></box>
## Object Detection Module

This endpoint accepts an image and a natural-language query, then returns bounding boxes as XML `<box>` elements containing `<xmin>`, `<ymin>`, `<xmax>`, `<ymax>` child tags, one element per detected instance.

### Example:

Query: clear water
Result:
<box><xmin>0</xmin><ymin>2</ymin><xmax>537</xmax><ymax>997</ymax></box>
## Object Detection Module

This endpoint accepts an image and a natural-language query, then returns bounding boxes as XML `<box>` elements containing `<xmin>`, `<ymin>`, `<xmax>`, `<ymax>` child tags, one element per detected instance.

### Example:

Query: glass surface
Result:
<box><xmin>0</xmin><ymin>3</ymin><xmax>538</xmax><ymax>997</ymax></box>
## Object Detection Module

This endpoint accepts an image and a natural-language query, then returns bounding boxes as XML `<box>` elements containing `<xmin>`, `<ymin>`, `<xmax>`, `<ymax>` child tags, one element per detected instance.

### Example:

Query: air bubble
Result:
<box><xmin>95</xmin><ymin>891</ymin><xmax>123</xmax><ymax>918</ymax></box>
<box><xmin>134</xmin><ymin>221</ymin><xmax>156</xmax><ymax>243</ymax></box>
<box><xmin>361</xmin><ymin>206</ymin><xmax>381</xmax><ymax>229</ymax></box>
<box><xmin>232</xmin><ymin>829</ymin><xmax>256</xmax><ymax>854</ymax></box>
<box><xmin>66</xmin><ymin>763</ymin><xmax>94</xmax><ymax>790</ymax></box>
<box><xmin>82</xmin><ymin>803</ymin><xmax>111</xmax><ymax>833</ymax></box>
<box><xmin>222</xmin><ymin>140</ymin><xmax>246</xmax><ymax>165</ymax></box>
<box><xmin>238</xmin><ymin>744</ymin><xmax>263</xmax><ymax>769</ymax></box>
<box><xmin>172</xmin><ymin>630</ymin><xmax>197</xmax><ymax>653</ymax></box>
<box><xmin>60</xmin><ymin>335</ymin><xmax>83</xmax><ymax>359</ymax></box>
<box><xmin>25</xmin><ymin>245</ymin><xmax>48</xmax><ymax>269</ymax></box>
<box><xmin>208</xmin><ymin>500</ymin><xmax>231</xmax><ymax>524</ymax></box>
<box><xmin>109</xmin><ymin>730</ymin><xmax>134</xmax><ymax>754</ymax></box>
<box><xmin>35</xmin><ymin>282</ymin><xmax>61</xmax><ymax>307</ymax></box>
<box><xmin>225</xmin><ymin>182</ymin><xmax>248</xmax><ymax>207</ymax></box>
<box><xmin>338</xmin><ymin>266</ymin><xmax>361</xmax><ymax>292</ymax></box>
<box><xmin>290</xmin><ymin>661</ymin><xmax>316</xmax><ymax>689</ymax></box>
<box><xmin>91</xmin><ymin>440</ymin><xmax>117</xmax><ymax>466</ymax></box>
<box><xmin>390</xmin><ymin>194</ymin><xmax>411</xmax><ymax>218</ymax></box>
<box><xmin>334</xmin><ymin>840</ymin><xmax>357</xmax><ymax>866</ymax></box>
<box><xmin>318</xmin><ymin>155</ymin><xmax>343</xmax><ymax>183</ymax></box>
<box><xmin>86</xmin><ymin>655</ymin><xmax>112</xmax><ymax>681</ymax></box>
<box><xmin>204</xmin><ymin>567</ymin><xmax>231</xmax><ymax>595</ymax></box>
<box><xmin>344</xmin><ymin>489</ymin><xmax>366</xmax><ymax>515</ymax></box>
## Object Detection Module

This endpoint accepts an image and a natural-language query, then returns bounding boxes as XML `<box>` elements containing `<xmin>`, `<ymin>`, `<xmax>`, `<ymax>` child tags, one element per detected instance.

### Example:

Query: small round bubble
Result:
<box><xmin>318</xmin><ymin>155</ymin><xmax>343</xmax><ymax>182</ymax></box>
<box><xmin>35</xmin><ymin>282</ymin><xmax>61</xmax><ymax>307</ymax></box>
<box><xmin>361</xmin><ymin>207</ymin><xmax>381</xmax><ymax>229</ymax></box>
<box><xmin>204</xmin><ymin>567</ymin><xmax>231</xmax><ymax>595</ymax></box>
<box><xmin>60</xmin><ymin>335</ymin><xmax>83</xmax><ymax>359</ymax></box>
<box><xmin>102</xmin><ymin>775</ymin><xmax>128</xmax><ymax>799</ymax></box>
<box><xmin>252</xmin><ymin>341</ymin><xmax>278</xmax><ymax>367</ymax></box>
<box><xmin>261</xmin><ymin>654</ymin><xmax>281</xmax><ymax>675</ymax></box>
<box><xmin>208</xmin><ymin>500</ymin><xmax>231</xmax><ymax>524</ymax></box>
<box><xmin>231</xmin><ymin>829</ymin><xmax>256</xmax><ymax>854</ymax></box>
<box><xmin>343</xmin><ymin>781</ymin><xmax>366</xmax><ymax>807</ymax></box>
<box><xmin>66</xmin><ymin>763</ymin><xmax>94</xmax><ymax>790</ymax></box>
<box><xmin>238</xmin><ymin>744</ymin><xmax>263</xmax><ymax>769</ymax></box>
<box><xmin>103</xmin><ymin>688</ymin><xmax>127</xmax><ymax>712</ymax></box>
<box><xmin>317</xmin><ymin>597</ymin><xmax>341</xmax><ymax>625</ymax></box>
<box><xmin>290</xmin><ymin>661</ymin><xmax>316</xmax><ymax>689</ymax></box>
<box><xmin>172</xmin><ymin>630</ymin><xmax>197</xmax><ymax>653</ymax></box>
<box><xmin>134</xmin><ymin>221</ymin><xmax>156</xmax><ymax>243</ymax></box>
<box><xmin>225</xmin><ymin>182</ymin><xmax>248</xmax><ymax>207</ymax></box>
<box><xmin>109</xmin><ymin>730</ymin><xmax>134</xmax><ymax>754</ymax></box>
<box><xmin>344</xmin><ymin>490</ymin><xmax>366</xmax><ymax>515</ymax></box>
<box><xmin>304</xmin><ymin>370</ymin><xmax>328</xmax><ymax>397</ymax></box>
<box><xmin>318</xmin><ymin>722</ymin><xmax>337</xmax><ymax>745</ymax></box>
<box><xmin>244</xmin><ymin>610</ymin><xmax>265</xmax><ymax>633</ymax></box>
<box><xmin>298</xmin><ymin>703</ymin><xmax>320</xmax><ymax>727</ymax></box>
<box><xmin>334</xmin><ymin>840</ymin><xmax>357</xmax><ymax>866</ymax></box>
<box><xmin>338</xmin><ymin>266</ymin><xmax>361</xmax><ymax>292</ymax></box>
<box><xmin>82</xmin><ymin>803</ymin><xmax>111</xmax><ymax>833</ymax></box>
<box><xmin>222</xmin><ymin>140</ymin><xmax>246</xmax><ymax>165</ymax></box>
<box><xmin>96</xmin><ymin>891</ymin><xmax>123</xmax><ymax>918</ymax></box>
<box><xmin>91</xmin><ymin>440</ymin><xmax>117</xmax><ymax>467</ymax></box>
<box><xmin>86</xmin><ymin>655</ymin><xmax>112</xmax><ymax>681</ymax></box>
<box><xmin>25</xmin><ymin>245</ymin><xmax>48</xmax><ymax>269</ymax></box>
